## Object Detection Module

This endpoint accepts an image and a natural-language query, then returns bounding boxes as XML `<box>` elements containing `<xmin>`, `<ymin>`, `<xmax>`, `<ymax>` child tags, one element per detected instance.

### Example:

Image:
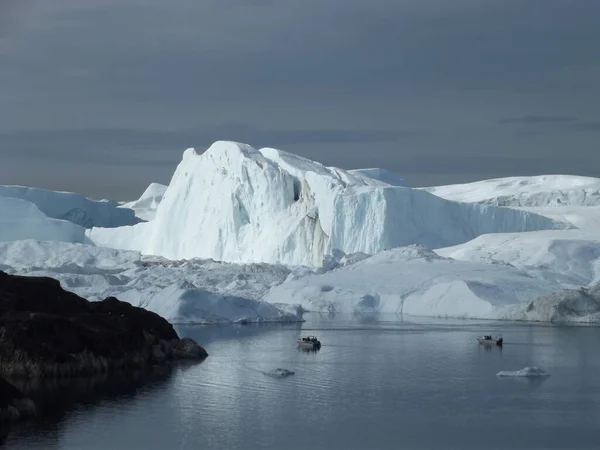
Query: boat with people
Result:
<box><xmin>477</xmin><ymin>334</ymin><xmax>503</xmax><ymax>346</ymax></box>
<box><xmin>297</xmin><ymin>335</ymin><xmax>321</xmax><ymax>349</ymax></box>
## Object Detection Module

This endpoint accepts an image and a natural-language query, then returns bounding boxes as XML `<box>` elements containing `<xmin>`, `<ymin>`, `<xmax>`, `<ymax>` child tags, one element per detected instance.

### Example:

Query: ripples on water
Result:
<box><xmin>5</xmin><ymin>314</ymin><xmax>600</xmax><ymax>449</ymax></box>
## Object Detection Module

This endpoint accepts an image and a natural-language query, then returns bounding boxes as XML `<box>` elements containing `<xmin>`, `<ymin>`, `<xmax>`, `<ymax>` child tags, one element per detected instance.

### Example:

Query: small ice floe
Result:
<box><xmin>496</xmin><ymin>367</ymin><xmax>550</xmax><ymax>378</ymax></box>
<box><xmin>263</xmin><ymin>368</ymin><xmax>295</xmax><ymax>378</ymax></box>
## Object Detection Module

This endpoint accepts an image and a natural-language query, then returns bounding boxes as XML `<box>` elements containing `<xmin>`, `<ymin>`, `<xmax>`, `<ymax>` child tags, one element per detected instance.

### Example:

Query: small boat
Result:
<box><xmin>297</xmin><ymin>336</ymin><xmax>321</xmax><ymax>349</ymax></box>
<box><xmin>477</xmin><ymin>334</ymin><xmax>503</xmax><ymax>346</ymax></box>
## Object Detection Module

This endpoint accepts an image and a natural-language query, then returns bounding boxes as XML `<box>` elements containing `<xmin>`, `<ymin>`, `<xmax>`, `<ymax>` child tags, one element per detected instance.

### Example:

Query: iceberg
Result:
<box><xmin>88</xmin><ymin>141</ymin><xmax>568</xmax><ymax>267</ymax></box>
<box><xmin>121</xmin><ymin>183</ymin><xmax>167</xmax><ymax>221</ymax></box>
<box><xmin>503</xmin><ymin>284</ymin><xmax>600</xmax><ymax>324</ymax></box>
<box><xmin>0</xmin><ymin>240</ymin><xmax>298</xmax><ymax>325</ymax></box>
<box><xmin>262</xmin><ymin>245</ymin><xmax>563</xmax><ymax>318</ymax></box>
<box><xmin>423</xmin><ymin>174</ymin><xmax>600</xmax><ymax>207</ymax></box>
<box><xmin>123</xmin><ymin>281</ymin><xmax>302</xmax><ymax>325</ymax></box>
<box><xmin>436</xmin><ymin>230</ymin><xmax>600</xmax><ymax>286</ymax></box>
<box><xmin>496</xmin><ymin>367</ymin><xmax>550</xmax><ymax>377</ymax></box>
<box><xmin>0</xmin><ymin>185</ymin><xmax>141</xmax><ymax>228</ymax></box>
<box><xmin>0</xmin><ymin>197</ymin><xmax>89</xmax><ymax>244</ymax></box>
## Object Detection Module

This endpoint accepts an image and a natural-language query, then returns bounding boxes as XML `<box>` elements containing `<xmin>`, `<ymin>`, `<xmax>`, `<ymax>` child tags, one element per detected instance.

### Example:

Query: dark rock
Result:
<box><xmin>0</xmin><ymin>271</ymin><xmax>208</xmax><ymax>378</ymax></box>
<box><xmin>173</xmin><ymin>337</ymin><xmax>209</xmax><ymax>360</ymax></box>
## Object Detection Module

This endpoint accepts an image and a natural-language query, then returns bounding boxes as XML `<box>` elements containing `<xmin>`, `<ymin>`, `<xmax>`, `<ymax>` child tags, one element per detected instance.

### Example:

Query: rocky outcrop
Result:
<box><xmin>0</xmin><ymin>270</ymin><xmax>208</xmax><ymax>379</ymax></box>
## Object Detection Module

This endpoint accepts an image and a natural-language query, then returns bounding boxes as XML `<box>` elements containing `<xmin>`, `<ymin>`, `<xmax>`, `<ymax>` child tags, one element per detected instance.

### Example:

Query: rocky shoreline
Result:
<box><xmin>0</xmin><ymin>270</ymin><xmax>208</xmax><ymax>422</ymax></box>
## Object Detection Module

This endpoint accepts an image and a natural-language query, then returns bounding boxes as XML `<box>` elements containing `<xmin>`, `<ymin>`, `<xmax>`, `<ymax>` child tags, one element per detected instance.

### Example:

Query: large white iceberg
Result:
<box><xmin>0</xmin><ymin>185</ymin><xmax>141</xmax><ymax>228</ymax></box>
<box><xmin>88</xmin><ymin>141</ymin><xmax>568</xmax><ymax>266</ymax></box>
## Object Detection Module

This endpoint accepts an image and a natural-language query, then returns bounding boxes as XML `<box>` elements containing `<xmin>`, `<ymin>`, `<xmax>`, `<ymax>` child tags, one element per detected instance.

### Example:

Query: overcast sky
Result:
<box><xmin>1</xmin><ymin>0</ymin><xmax>599</xmax><ymax>200</ymax></box>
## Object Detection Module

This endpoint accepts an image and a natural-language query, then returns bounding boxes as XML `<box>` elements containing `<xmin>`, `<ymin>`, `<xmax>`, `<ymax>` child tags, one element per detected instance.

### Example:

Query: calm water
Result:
<box><xmin>4</xmin><ymin>314</ymin><xmax>600</xmax><ymax>450</ymax></box>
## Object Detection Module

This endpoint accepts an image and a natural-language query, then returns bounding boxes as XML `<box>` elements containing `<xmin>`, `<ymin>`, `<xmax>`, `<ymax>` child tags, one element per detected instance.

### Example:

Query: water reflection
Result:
<box><xmin>2</xmin><ymin>366</ymin><xmax>178</xmax><ymax>447</ymax></box>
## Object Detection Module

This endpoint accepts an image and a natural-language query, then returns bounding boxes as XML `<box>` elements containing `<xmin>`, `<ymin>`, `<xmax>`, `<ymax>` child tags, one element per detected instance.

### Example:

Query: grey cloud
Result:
<box><xmin>1</xmin><ymin>0</ymin><xmax>600</xmax><ymax>198</ymax></box>
<box><xmin>570</xmin><ymin>122</ymin><xmax>600</xmax><ymax>132</ymax></box>
<box><xmin>0</xmin><ymin>125</ymin><xmax>409</xmax><ymax>164</ymax></box>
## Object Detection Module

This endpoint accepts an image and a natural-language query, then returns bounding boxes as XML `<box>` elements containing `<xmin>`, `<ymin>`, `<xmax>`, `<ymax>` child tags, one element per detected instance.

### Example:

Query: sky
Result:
<box><xmin>0</xmin><ymin>0</ymin><xmax>599</xmax><ymax>200</ymax></box>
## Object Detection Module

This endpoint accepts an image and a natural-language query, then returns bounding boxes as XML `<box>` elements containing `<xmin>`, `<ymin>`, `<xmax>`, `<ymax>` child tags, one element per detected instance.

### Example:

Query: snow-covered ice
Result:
<box><xmin>0</xmin><ymin>240</ymin><xmax>300</xmax><ymax>325</ymax></box>
<box><xmin>347</xmin><ymin>168</ymin><xmax>408</xmax><ymax>187</ymax></box>
<box><xmin>262</xmin><ymin>246</ymin><xmax>563</xmax><ymax>319</ymax></box>
<box><xmin>0</xmin><ymin>197</ymin><xmax>89</xmax><ymax>244</ymax></box>
<box><xmin>423</xmin><ymin>175</ymin><xmax>600</xmax><ymax>207</ymax></box>
<box><xmin>121</xmin><ymin>183</ymin><xmax>167</xmax><ymax>221</ymax></box>
<box><xmin>496</xmin><ymin>367</ymin><xmax>550</xmax><ymax>377</ymax></box>
<box><xmin>502</xmin><ymin>284</ymin><xmax>600</xmax><ymax>324</ymax></box>
<box><xmin>0</xmin><ymin>185</ymin><xmax>141</xmax><ymax>228</ymax></box>
<box><xmin>125</xmin><ymin>281</ymin><xmax>300</xmax><ymax>325</ymax></box>
<box><xmin>87</xmin><ymin>141</ymin><xmax>568</xmax><ymax>266</ymax></box>
<box><xmin>436</xmin><ymin>230</ymin><xmax>600</xmax><ymax>286</ymax></box>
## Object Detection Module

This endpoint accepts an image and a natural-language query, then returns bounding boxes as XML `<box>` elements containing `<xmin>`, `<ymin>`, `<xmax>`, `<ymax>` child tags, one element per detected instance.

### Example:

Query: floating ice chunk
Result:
<box><xmin>263</xmin><ymin>368</ymin><xmax>295</xmax><ymax>378</ymax></box>
<box><xmin>496</xmin><ymin>367</ymin><xmax>550</xmax><ymax>377</ymax></box>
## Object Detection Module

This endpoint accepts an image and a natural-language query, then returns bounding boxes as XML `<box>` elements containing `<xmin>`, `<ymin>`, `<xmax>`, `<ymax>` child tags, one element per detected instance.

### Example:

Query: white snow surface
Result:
<box><xmin>262</xmin><ymin>245</ymin><xmax>563</xmax><ymax>319</ymax></box>
<box><xmin>0</xmin><ymin>197</ymin><xmax>89</xmax><ymax>244</ymax></box>
<box><xmin>423</xmin><ymin>175</ymin><xmax>600</xmax><ymax>207</ymax></box>
<box><xmin>0</xmin><ymin>185</ymin><xmax>141</xmax><ymax>228</ymax></box>
<box><xmin>87</xmin><ymin>141</ymin><xmax>568</xmax><ymax>266</ymax></box>
<box><xmin>121</xmin><ymin>183</ymin><xmax>167</xmax><ymax>221</ymax></box>
<box><xmin>496</xmin><ymin>367</ymin><xmax>550</xmax><ymax>377</ymax></box>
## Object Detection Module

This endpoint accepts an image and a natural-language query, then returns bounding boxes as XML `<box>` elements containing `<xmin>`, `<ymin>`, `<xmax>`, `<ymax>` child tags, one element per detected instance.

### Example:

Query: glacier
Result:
<box><xmin>0</xmin><ymin>185</ymin><xmax>141</xmax><ymax>228</ymax></box>
<box><xmin>87</xmin><ymin>141</ymin><xmax>569</xmax><ymax>267</ymax></box>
